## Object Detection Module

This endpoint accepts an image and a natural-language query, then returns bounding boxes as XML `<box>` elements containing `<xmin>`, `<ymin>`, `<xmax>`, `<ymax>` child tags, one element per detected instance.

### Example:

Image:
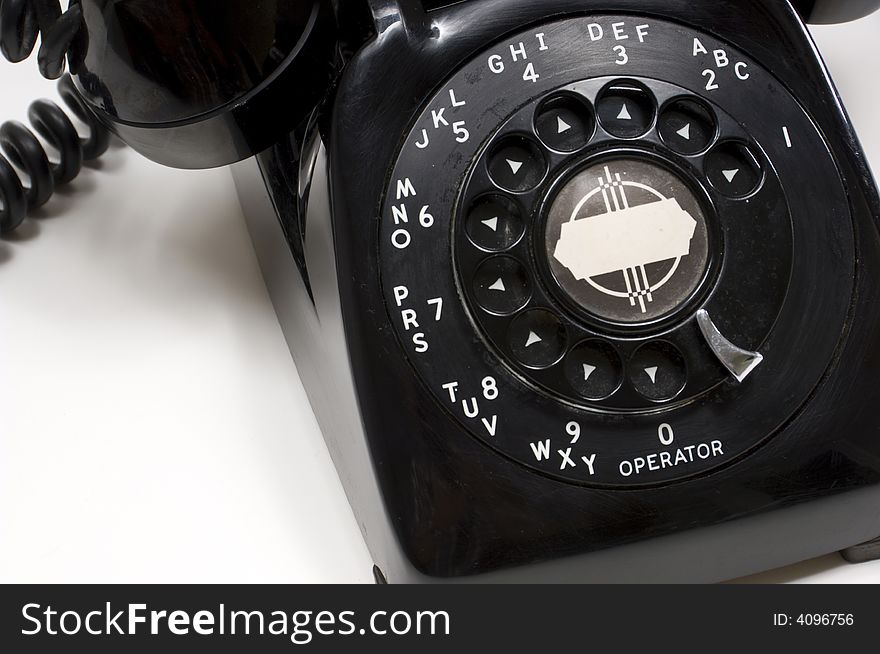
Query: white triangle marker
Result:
<box><xmin>557</xmin><ymin>116</ymin><xmax>572</xmax><ymax>134</ymax></box>
<box><xmin>488</xmin><ymin>278</ymin><xmax>506</xmax><ymax>292</ymax></box>
<box><xmin>507</xmin><ymin>159</ymin><xmax>523</xmax><ymax>175</ymax></box>
<box><xmin>583</xmin><ymin>364</ymin><xmax>597</xmax><ymax>382</ymax></box>
<box><xmin>525</xmin><ymin>331</ymin><xmax>542</xmax><ymax>348</ymax></box>
<box><xmin>645</xmin><ymin>367</ymin><xmax>659</xmax><ymax>384</ymax></box>
<box><xmin>723</xmin><ymin>169</ymin><xmax>740</xmax><ymax>183</ymax></box>
<box><xmin>482</xmin><ymin>216</ymin><xmax>499</xmax><ymax>232</ymax></box>
<box><xmin>677</xmin><ymin>123</ymin><xmax>691</xmax><ymax>140</ymax></box>
<box><xmin>617</xmin><ymin>103</ymin><xmax>632</xmax><ymax>120</ymax></box>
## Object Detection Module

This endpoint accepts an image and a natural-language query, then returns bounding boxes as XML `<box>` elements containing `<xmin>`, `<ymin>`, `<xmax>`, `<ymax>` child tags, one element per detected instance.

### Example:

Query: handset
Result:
<box><xmin>65</xmin><ymin>0</ymin><xmax>339</xmax><ymax>169</ymax></box>
<box><xmin>1</xmin><ymin>0</ymin><xmax>338</xmax><ymax>234</ymax></box>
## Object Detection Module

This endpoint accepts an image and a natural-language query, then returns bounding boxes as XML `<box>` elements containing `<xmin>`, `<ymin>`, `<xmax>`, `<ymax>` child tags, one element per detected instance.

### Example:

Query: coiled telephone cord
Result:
<box><xmin>0</xmin><ymin>0</ymin><xmax>110</xmax><ymax>235</ymax></box>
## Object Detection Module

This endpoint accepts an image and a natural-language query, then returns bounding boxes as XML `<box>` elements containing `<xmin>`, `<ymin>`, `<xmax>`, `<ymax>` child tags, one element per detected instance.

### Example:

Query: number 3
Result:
<box><xmin>613</xmin><ymin>45</ymin><xmax>628</xmax><ymax>66</ymax></box>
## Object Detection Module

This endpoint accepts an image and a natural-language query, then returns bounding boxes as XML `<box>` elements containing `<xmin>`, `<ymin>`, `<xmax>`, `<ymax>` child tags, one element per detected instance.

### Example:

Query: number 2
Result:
<box><xmin>702</xmin><ymin>69</ymin><xmax>719</xmax><ymax>91</ymax></box>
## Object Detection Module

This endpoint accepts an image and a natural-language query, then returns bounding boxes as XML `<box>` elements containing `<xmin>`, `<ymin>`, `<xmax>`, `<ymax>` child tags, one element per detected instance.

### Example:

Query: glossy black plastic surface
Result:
<box><xmin>68</xmin><ymin>0</ymin><xmax>338</xmax><ymax>168</ymax></box>
<box><xmin>322</xmin><ymin>0</ymin><xmax>880</xmax><ymax>578</ymax></box>
<box><xmin>792</xmin><ymin>0</ymin><xmax>880</xmax><ymax>23</ymax></box>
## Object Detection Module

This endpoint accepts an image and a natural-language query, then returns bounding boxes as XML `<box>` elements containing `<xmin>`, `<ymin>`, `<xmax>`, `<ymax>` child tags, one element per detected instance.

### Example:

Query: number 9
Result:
<box><xmin>567</xmin><ymin>421</ymin><xmax>581</xmax><ymax>444</ymax></box>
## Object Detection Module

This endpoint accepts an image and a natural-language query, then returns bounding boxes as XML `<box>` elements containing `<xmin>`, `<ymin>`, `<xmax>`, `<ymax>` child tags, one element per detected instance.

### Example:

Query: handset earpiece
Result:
<box><xmin>67</xmin><ymin>0</ymin><xmax>339</xmax><ymax>169</ymax></box>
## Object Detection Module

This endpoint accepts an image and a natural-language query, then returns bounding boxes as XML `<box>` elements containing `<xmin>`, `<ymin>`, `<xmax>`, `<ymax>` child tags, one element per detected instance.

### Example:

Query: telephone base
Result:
<box><xmin>233</xmin><ymin>0</ymin><xmax>880</xmax><ymax>583</ymax></box>
<box><xmin>840</xmin><ymin>537</ymin><xmax>880</xmax><ymax>564</ymax></box>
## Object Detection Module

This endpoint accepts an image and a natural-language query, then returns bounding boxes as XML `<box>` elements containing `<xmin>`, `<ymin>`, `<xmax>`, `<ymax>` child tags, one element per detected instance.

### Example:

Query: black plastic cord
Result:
<box><xmin>1</xmin><ymin>0</ymin><xmax>83</xmax><ymax>78</ymax></box>
<box><xmin>1</xmin><ymin>0</ymin><xmax>111</xmax><ymax>235</ymax></box>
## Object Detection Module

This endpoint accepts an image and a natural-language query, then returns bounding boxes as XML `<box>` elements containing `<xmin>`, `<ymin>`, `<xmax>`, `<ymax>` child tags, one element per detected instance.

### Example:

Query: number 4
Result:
<box><xmin>523</xmin><ymin>63</ymin><xmax>540</xmax><ymax>83</ymax></box>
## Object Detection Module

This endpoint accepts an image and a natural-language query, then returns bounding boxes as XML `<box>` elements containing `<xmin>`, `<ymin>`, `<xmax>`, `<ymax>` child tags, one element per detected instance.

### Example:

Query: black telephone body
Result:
<box><xmin>3</xmin><ymin>0</ymin><xmax>880</xmax><ymax>583</ymax></box>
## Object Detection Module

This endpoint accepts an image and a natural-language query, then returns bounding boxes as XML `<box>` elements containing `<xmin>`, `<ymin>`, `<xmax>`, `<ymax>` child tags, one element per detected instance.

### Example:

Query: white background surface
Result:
<box><xmin>2</xmin><ymin>14</ymin><xmax>880</xmax><ymax>585</ymax></box>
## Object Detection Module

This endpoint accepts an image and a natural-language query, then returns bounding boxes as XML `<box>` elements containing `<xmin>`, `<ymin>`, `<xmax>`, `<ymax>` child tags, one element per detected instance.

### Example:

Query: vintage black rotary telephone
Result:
<box><xmin>3</xmin><ymin>0</ymin><xmax>880</xmax><ymax>583</ymax></box>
